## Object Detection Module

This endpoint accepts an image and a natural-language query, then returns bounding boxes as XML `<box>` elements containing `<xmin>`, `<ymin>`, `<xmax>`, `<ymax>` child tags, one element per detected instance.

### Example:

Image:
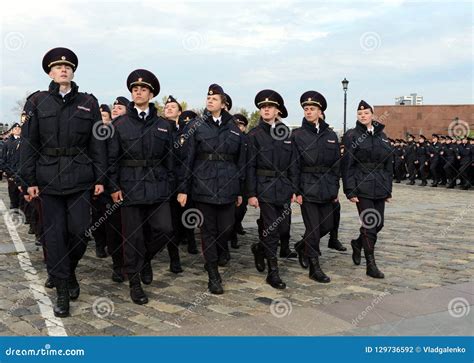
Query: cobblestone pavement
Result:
<box><xmin>0</xmin><ymin>181</ymin><xmax>472</xmax><ymax>336</ymax></box>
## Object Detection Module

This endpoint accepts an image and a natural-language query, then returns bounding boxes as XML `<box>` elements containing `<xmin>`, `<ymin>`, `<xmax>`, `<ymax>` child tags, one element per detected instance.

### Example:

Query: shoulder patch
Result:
<box><xmin>327</xmin><ymin>139</ymin><xmax>336</xmax><ymax>143</ymax></box>
<box><xmin>230</xmin><ymin>130</ymin><xmax>240</xmax><ymax>136</ymax></box>
<box><xmin>157</xmin><ymin>127</ymin><xmax>168</xmax><ymax>133</ymax></box>
<box><xmin>284</xmin><ymin>140</ymin><xmax>291</xmax><ymax>144</ymax></box>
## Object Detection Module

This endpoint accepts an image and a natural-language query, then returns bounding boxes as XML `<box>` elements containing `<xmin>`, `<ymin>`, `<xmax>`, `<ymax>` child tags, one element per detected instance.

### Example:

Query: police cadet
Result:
<box><xmin>442</xmin><ymin>136</ymin><xmax>457</xmax><ymax>188</ymax></box>
<box><xmin>342</xmin><ymin>100</ymin><xmax>393</xmax><ymax>279</ymax></box>
<box><xmin>415</xmin><ymin>135</ymin><xmax>429</xmax><ymax>186</ymax></box>
<box><xmin>230</xmin><ymin>113</ymin><xmax>249</xmax><ymax>250</ymax></box>
<box><xmin>429</xmin><ymin>134</ymin><xmax>442</xmax><ymax>187</ymax></box>
<box><xmin>162</xmin><ymin>95</ymin><xmax>185</xmax><ymax>273</ymax></box>
<box><xmin>393</xmin><ymin>139</ymin><xmax>405</xmax><ymax>183</ymax></box>
<box><xmin>107</xmin><ymin>69</ymin><xmax>174</xmax><ymax>304</ymax></box>
<box><xmin>292</xmin><ymin>91</ymin><xmax>341</xmax><ymax>283</ymax></box>
<box><xmin>405</xmin><ymin>134</ymin><xmax>417</xmax><ymax>185</ymax></box>
<box><xmin>177</xmin><ymin>84</ymin><xmax>245</xmax><ymax>295</ymax></box>
<box><xmin>20</xmin><ymin>47</ymin><xmax>107</xmax><ymax>317</ymax></box>
<box><xmin>458</xmin><ymin>136</ymin><xmax>472</xmax><ymax>190</ymax></box>
<box><xmin>3</xmin><ymin>123</ymin><xmax>22</xmax><ymax>210</ymax></box>
<box><xmin>176</xmin><ymin>110</ymin><xmax>199</xmax><ymax>255</ymax></box>
<box><xmin>437</xmin><ymin>136</ymin><xmax>447</xmax><ymax>185</ymax></box>
<box><xmin>111</xmin><ymin>96</ymin><xmax>129</xmax><ymax>119</ymax></box>
<box><xmin>246</xmin><ymin>89</ymin><xmax>297</xmax><ymax>289</ymax></box>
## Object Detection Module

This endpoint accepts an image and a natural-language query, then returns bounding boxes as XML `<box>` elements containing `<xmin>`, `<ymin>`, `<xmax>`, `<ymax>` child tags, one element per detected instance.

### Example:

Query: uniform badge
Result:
<box><xmin>179</xmin><ymin>135</ymin><xmax>185</xmax><ymax>145</ymax></box>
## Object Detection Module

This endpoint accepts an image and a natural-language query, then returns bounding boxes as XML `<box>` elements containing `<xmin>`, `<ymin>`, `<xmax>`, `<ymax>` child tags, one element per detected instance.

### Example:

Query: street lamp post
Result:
<box><xmin>342</xmin><ymin>78</ymin><xmax>349</xmax><ymax>134</ymax></box>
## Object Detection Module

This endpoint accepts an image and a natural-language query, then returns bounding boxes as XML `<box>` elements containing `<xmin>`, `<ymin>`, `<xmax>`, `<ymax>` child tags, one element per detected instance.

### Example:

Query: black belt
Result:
<box><xmin>120</xmin><ymin>159</ymin><xmax>162</xmax><ymax>167</ymax></box>
<box><xmin>41</xmin><ymin>147</ymin><xmax>85</xmax><ymax>157</ymax></box>
<box><xmin>359</xmin><ymin>162</ymin><xmax>384</xmax><ymax>170</ymax></box>
<box><xmin>196</xmin><ymin>153</ymin><xmax>234</xmax><ymax>161</ymax></box>
<box><xmin>302</xmin><ymin>166</ymin><xmax>331</xmax><ymax>173</ymax></box>
<box><xmin>256</xmin><ymin>169</ymin><xmax>287</xmax><ymax>177</ymax></box>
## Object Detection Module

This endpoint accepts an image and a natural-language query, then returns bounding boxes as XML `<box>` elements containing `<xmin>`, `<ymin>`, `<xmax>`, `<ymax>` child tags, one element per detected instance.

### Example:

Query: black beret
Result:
<box><xmin>42</xmin><ymin>47</ymin><xmax>78</xmax><ymax>74</ymax></box>
<box><xmin>179</xmin><ymin>110</ymin><xmax>197</xmax><ymax>123</ymax></box>
<box><xmin>233</xmin><ymin>113</ymin><xmax>248</xmax><ymax>126</ymax></box>
<box><xmin>445</xmin><ymin>136</ymin><xmax>452</xmax><ymax>140</ymax></box>
<box><xmin>432</xmin><ymin>134</ymin><xmax>439</xmax><ymax>138</ymax></box>
<box><xmin>357</xmin><ymin>100</ymin><xmax>373</xmax><ymax>113</ymax></box>
<box><xmin>408</xmin><ymin>134</ymin><xmax>415</xmax><ymax>139</ymax></box>
<box><xmin>99</xmin><ymin>104</ymin><xmax>111</xmax><ymax>114</ymax></box>
<box><xmin>165</xmin><ymin>95</ymin><xmax>182</xmax><ymax>111</ymax></box>
<box><xmin>113</xmin><ymin>96</ymin><xmax>130</xmax><ymax>107</ymax></box>
<box><xmin>254</xmin><ymin>89</ymin><xmax>288</xmax><ymax>118</ymax></box>
<box><xmin>11</xmin><ymin>123</ymin><xmax>21</xmax><ymax>129</ymax></box>
<box><xmin>208</xmin><ymin>83</ymin><xmax>224</xmax><ymax>96</ymax></box>
<box><xmin>126</xmin><ymin>69</ymin><xmax>160</xmax><ymax>95</ymax></box>
<box><xmin>419</xmin><ymin>135</ymin><xmax>426</xmax><ymax>139</ymax></box>
<box><xmin>300</xmin><ymin>91</ymin><xmax>327</xmax><ymax>111</ymax></box>
<box><xmin>224</xmin><ymin>93</ymin><xmax>232</xmax><ymax>111</ymax></box>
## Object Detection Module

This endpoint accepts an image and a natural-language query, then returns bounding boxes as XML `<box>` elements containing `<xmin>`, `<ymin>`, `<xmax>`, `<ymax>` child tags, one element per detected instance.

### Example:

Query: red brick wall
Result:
<box><xmin>373</xmin><ymin>104</ymin><xmax>474</xmax><ymax>139</ymax></box>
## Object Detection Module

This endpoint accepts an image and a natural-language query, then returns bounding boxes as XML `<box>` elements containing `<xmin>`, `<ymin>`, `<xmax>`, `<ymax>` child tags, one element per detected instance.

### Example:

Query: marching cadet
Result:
<box><xmin>405</xmin><ymin>134</ymin><xmax>417</xmax><ymax>185</ymax></box>
<box><xmin>459</xmin><ymin>136</ymin><xmax>472</xmax><ymax>190</ymax></box>
<box><xmin>443</xmin><ymin>136</ymin><xmax>457</xmax><ymax>188</ymax></box>
<box><xmin>162</xmin><ymin>95</ymin><xmax>185</xmax><ymax>273</ymax></box>
<box><xmin>177</xmin><ymin>84</ymin><xmax>245</xmax><ymax>295</ymax></box>
<box><xmin>230</xmin><ymin>113</ymin><xmax>249</xmax><ymax>249</ymax></box>
<box><xmin>3</xmin><ymin>123</ymin><xmax>22</xmax><ymax>210</ymax></box>
<box><xmin>292</xmin><ymin>91</ymin><xmax>341</xmax><ymax>283</ymax></box>
<box><xmin>111</xmin><ymin>96</ymin><xmax>129</xmax><ymax>119</ymax></box>
<box><xmin>20</xmin><ymin>47</ymin><xmax>107</xmax><ymax>317</ymax></box>
<box><xmin>246</xmin><ymin>89</ymin><xmax>297</xmax><ymax>289</ymax></box>
<box><xmin>176</xmin><ymin>110</ymin><xmax>199</xmax><ymax>255</ymax></box>
<box><xmin>393</xmin><ymin>139</ymin><xmax>405</xmax><ymax>183</ymax></box>
<box><xmin>107</xmin><ymin>69</ymin><xmax>174</xmax><ymax>304</ymax></box>
<box><xmin>438</xmin><ymin>136</ymin><xmax>447</xmax><ymax>185</ymax></box>
<box><xmin>415</xmin><ymin>135</ymin><xmax>429</xmax><ymax>186</ymax></box>
<box><xmin>342</xmin><ymin>100</ymin><xmax>393</xmax><ymax>279</ymax></box>
<box><xmin>429</xmin><ymin>134</ymin><xmax>442</xmax><ymax>187</ymax></box>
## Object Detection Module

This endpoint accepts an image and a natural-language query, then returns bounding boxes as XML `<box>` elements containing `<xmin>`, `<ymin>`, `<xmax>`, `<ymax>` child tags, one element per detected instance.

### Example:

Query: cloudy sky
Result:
<box><xmin>0</xmin><ymin>0</ymin><xmax>472</xmax><ymax>128</ymax></box>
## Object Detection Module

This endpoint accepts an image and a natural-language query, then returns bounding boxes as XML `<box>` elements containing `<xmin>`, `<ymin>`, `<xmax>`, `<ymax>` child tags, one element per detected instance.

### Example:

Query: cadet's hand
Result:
<box><xmin>248</xmin><ymin>197</ymin><xmax>259</xmax><ymax>209</ymax></box>
<box><xmin>111</xmin><ymin>190</ymin><xmax>123</xmax><ymax>203</ymax></box>
<box><xmin>18</xmin><ymin>186</ymin><xmax>23</xmax><ymax>192</ymax></box>
<box><xmin>414</xmin><ymin>160</ymin><xmax>419</xmax><ymax>164</ymax></box>
<box><xmin>236</xmin><ymin>196</ymin><xmax>243</xmax><ymax>207</ymax></box>
<box><xmin>349</xmin><ymin>196</ymin><xmax>359</xmax><ymax>203</ymax></box>
<box><xmin>27</xmin><ymin>186</ymin><xmax>39</xmax><ymax>198</ymax></box>
<box><xmin>296</xmin><ymin>195</ymin><xmax>303</xmax><ymax>205</ymax></box>
<box><xmin>291</xmin><ymin>194</ymin><xmax>296</xmax><ymax>203</ymax></box>
<box><xmin>177</xmin><ymin>193</ymin><xmax>187</xmax><ymax>207</ymax></box>
<box><xmin>334</xmin><ymin>197</ymin><xmax>339</xmax><ymax>203</ymax></box>
<box><xmin>424</xmin><ymin>161</ymin><xmax>428</xmax><ymax>165</ymax></box>
<box><xmin>94</xmin><ymin>184</ymin><xmax>104</xmax><ymax>196</ymax></box>
<box><xmin>24</xmin><ymin>194</ymin><xmax>32</xmax><ymax>202</ymax></box>
<box><xmin>385</xmin><ymin>197</ymin><xmax>392</xmax><ymax>203</ymax></box>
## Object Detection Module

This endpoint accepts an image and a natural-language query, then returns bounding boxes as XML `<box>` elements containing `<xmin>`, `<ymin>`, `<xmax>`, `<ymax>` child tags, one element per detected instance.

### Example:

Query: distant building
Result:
<box><xmin>374</xmin><ymin>104</ymin><xmax>473</xmax><ymax>139</ymax></box>
<box><xmin>395</xmin><ymin>93</ymin><xmax>423</xmax><ymax>105</ymax></box>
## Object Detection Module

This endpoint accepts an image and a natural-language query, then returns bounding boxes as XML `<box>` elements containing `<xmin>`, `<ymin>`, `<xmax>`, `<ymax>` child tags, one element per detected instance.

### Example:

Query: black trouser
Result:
<box><xmin>328</xmin><ymin>201</ymin><xmax>341</xmax><ymax>241</ymax></box>
<box><xmin>31</xmin><ymin>198</ymin><xmax>46</xmax><ymax>261</ymax></box>
<box><xmin>418</xmin><ymin>161</ymin><xmax>428</xmax><ymax>183</ymax></box>
<box><xmin>259</xmin><ymin>202</ymin><xmax>291</xmax><ymax>259</ymax></box>
<box><xmin>355</xmin><ymin>197</ymin><xmax>385</xmax><ymax>253</ymax></box>
<box><xmin>230</xmin><ymin>201</ymin><xmax>248</xmax><ymax>240</ymax></box>
<box><xmin>91</xmin><ymin>197</ymin><xmax>107</xmax><ymax>251</ymax></box>
<box><xmin>195</xmin><ymin>202</ymin><xmax>235</xmax><ymax>263</ymax></box>
<box><xmin>121</xmin><ymin>202</ymin><xmax>172</xmax><ymax>276</ymax></box>
<box><xmin>7</xmin><ymin>179</ymin><xmax>20</xmax><ymax>209</ymax></box>
<box><xmin>443</xmin><ymin>159</ymin><xmax>457</xmax><ymax>182</ymax></box>
<box><xmin>40</xmin><ymin>190</ymin><xmax>91</xmax><ymax>280</ymax></box>
<box><xmin>407</xmin><ymin>161</ymin><xmax>417</xmax><ymax>181</ymax></box>
<box><xmin>429</xmin><ymin>158</ymin><xmax>439</xmax><ymax>183</ymax></box>
<box><xmin>394</xmin><ymin>161</ymin><xmax>404</xmax><ymax>181</ymax></box>
<box><xmin>168</xmin><ymin>197</ymin><xmax>185</xmax><ymax>261</ymax></box>
<box><xmin>459</xmin><ymin>161</ymin><xmax>472</xmax><ymax>186</ymax></box>
<box><xmin>301</xmin><ymin>202</ymin><xmax>334</xmax><ymax>258</ymax></box>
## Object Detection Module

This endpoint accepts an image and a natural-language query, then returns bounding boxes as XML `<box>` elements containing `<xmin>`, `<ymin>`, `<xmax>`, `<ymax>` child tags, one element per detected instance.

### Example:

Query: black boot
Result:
<box><xmin>204</xmin><ymin>263</ymin><xmax>222</xmax><ymax>283</ymax></box>
<box><xmin>129</xmin><ymin>274</ymin><xmax>148</xmax><ymax>305</ymax></box>
<box><xmin>294</xmin><ymin>239</ymin><xmax>308</xmax><ymax>269</ymax></box>
<box><xmin>68</xmin><ymin>272</ymin><xmax>80</xmax><ymax>301</ymax></box>
<box><xmin>207</xmin><ymin>262</ymin><xmax>223</xmax><ymax>294</ymax></box>
<box><xmin>140</xmin><ymin>260</ymin><xmax>153</xmax><ymax>285</ymax></box>
<box><xmin>251</xmin><ymin>243</ymin><xmax>266</xmax><ymax>272</ymax></box>
<box><xmin>351</xmin><ymin>239</ymin><xmax>362</xmax><ymax>266</ymax></box>
<box><xmin>431</xmin><ymin>182</ymin><xmax>438</xmax><ymax>187</ymax></box>
<box><xmin>44</xmin><ymin>274</ymin><xmax>55</xmax><ymax>289</ymax></box>
<box><xmin>279</xmin><ymin>239</ymin><xmax>297</xmax><ymax>258</ymax></box>
<box><xmin>365</xmin><ymin>252</ymin><xmax>385</xmax><ymax>279</ymax></box>
<box><xmin>53</xmin><ymin>278</ymin><xmax>70</xmax><ymax>318</ymax></box>
<box><xmin>170</xmin><ymin>258</ymin><xmax>183</xmax><ymax>274</ymax></box>
<box><xmin>230</xmin><ymin>235</ymin><xmax>240</xmax><ymax>249</ymax></box>
<box><xmin>420</xmin><ymin>181</ymin><xmax>427</xmax><ymax>186</ymax></box>
<box><xmin>407</xmin><ymin>180</ymin><xmax>415</xmax><ymax>185</ymax></box>
<box><xmin>308</xmin><ymin>256</ymin><xmax>330</xmax><ymax>283</ymax></box>
<box><xmin>328</xmin><ymin>239</ymin><xmax>347</xmax><ymax>251</ymax></box>
<box><xmin>111</xmin><ymin>268</ymin><xmax>125</xmax><ymax>283</ymax></box>
<box><xmin>235</xmin><ymin>223</ymin><xmax>246</xmax><ymax>235</ymax></box>
<box><xmin>218</xmin><ymin>250</ymin><xmax>230</xmax><ymax>267</ymax></box>
<box><xmin>187</xmin><ymin>236</ymin><xmax>199</xmax><ymax>254</ymax></box>
<box><xmin>28</xmin><ymin>225</ymin><xmax>35</xmax><ymax>234</ymax></box>
<box><xmin>266</xmin><ymin>258</ymin><xmax>286</xmax><ymax>289</ymax></box>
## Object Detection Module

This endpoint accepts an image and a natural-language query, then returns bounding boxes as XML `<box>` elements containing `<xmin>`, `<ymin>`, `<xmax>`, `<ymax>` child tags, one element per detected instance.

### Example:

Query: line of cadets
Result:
<box><xmin>390</xmin><ymin>134</ymin><xmax>473</xmax><ymax>189</ymax></box>
<box><xmin>12</xmin><ymin>47</ymin><xmax>406</xmax><ymax>317</ymax></box>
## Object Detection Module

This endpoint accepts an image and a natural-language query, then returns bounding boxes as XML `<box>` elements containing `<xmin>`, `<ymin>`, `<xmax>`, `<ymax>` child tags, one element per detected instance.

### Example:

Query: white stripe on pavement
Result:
<box><xmin>0</xmin><ymin>199</ymin><xmax>67</xmax><ymax>336</ymax></box>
